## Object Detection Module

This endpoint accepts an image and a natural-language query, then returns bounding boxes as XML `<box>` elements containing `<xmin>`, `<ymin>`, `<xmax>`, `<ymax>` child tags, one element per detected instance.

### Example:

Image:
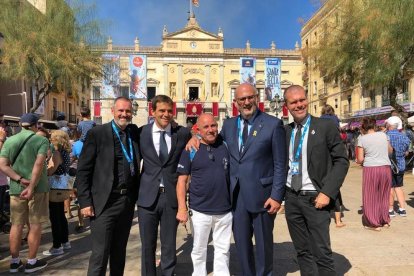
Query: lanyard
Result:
<box><xmin>237</xmin><ymin>116</ymin><xmax>248</xmax><ymax>151</ymax></box>
<box><xmin>111</xmin><ymin>121</ymin><xmax>134</xmax><ymax>164</ymax></box>
<box><xmin>290</xmin><ymin>116</ymin><xmax>311</xmax><ymax>161</ymax></box>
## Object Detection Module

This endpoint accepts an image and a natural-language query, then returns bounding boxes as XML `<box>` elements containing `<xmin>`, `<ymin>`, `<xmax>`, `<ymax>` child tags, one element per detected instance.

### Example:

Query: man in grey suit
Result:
<box><xmin>284</xmin><ymin>85</ymin><xmax>349</xmax><ymax>275</ymax></box>
<box><xmin>137</xmin><ymin>95</ymin><xmax>191</xmax><ymax>276</ymax></box>
<box><xmin>76</xmin><ymin>97</ymin><xmax>140</xmax><ymax>276</ymax></box>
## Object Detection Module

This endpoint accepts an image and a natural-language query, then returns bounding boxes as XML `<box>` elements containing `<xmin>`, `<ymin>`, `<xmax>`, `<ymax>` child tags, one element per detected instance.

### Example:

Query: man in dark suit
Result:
<box><xmin>76</xmin><ymin>97</ymin><xmax>140</xmax><ymax>276</ymax></box>
<box><xmin>283</xmin><ymin>85</ymin><xmax>349</xmax><ymax>275</ymax></box>
<box><xmin>221</xmin><ymin>83</ymin><xmax>287</xmax><ymax>275</ymax></box>
<box><xmin>137</xmin><ymin>95</ymin><xmax>191</xmax><ymax>276</ymax></box>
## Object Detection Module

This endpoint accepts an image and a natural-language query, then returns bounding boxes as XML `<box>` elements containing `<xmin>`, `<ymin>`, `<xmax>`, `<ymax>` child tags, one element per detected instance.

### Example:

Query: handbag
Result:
<box><xmin>48</xmin><ymin>174</ymin><xmax>72</xmax><ymax>190</ymax></box>
<box><xmin>49</xmin><ymin>189</ymin><xmax>71</xmax><ymax>202</ymax></box>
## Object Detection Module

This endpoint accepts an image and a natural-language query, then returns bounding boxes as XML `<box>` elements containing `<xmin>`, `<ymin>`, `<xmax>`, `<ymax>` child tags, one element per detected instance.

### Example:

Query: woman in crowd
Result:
<box><xmin>356</xmin><ymin>118</ymin><xmax>393</xmax><ymax>231</ymax></box>
<box><xmin>43</xmin><ymin>130</ymin><xmax>71</xmax><ymax>255</ymax></box>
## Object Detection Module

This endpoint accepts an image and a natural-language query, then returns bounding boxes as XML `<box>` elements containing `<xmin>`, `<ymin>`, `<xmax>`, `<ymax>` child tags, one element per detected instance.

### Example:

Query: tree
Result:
<box><xmin>307</xmin><ymin>0</ymin><xmax>414</xmax><ymax>113</ymax></box>
<box><xmin>0</xmin><ymin>0</ymin><xmax>105</xmax><ymax>113</ymax></box>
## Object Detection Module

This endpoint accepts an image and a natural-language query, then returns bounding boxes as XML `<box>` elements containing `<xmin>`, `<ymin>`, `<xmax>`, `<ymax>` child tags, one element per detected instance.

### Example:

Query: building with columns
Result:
<box><xmin>91</xmin><ymin>15</ymin><xmax>302</xmax><ymax>127</ymax></box>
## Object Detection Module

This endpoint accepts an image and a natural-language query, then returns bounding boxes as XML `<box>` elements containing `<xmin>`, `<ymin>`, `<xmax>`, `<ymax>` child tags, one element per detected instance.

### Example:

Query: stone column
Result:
<box><xmin>163</xmin><ymin>64</ymin><xmax>169</xmax><ymax>95</ymax></box>
<box><xmin>177</xmin><ymin>64</ymin><xmax>183</xmax><ymax>100</ymax></box>
<box><xmin>205</xmin><ymin>64</ymin><xmax>211</xmax><ymax>100</ymax></box>
<box><xmin>219</xmin><ymin>64</ymin><xmax>225</xmax><ymax>101</ymax></box>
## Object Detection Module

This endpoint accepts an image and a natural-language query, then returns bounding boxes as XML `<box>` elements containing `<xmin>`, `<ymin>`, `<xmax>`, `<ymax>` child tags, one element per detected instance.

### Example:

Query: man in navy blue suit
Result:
<box><xmin>223</xmin><ymin>83</ymin><xmax>287</xmax><ymax>275</ymax></box>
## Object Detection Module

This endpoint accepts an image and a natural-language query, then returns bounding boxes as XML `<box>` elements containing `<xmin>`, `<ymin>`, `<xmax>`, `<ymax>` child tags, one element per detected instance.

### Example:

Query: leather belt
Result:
<box><xmin>159</xmin><ymin>187</ymin><xmax>165</xmax><ymax>193</ymax></box>
<box><xmin>112</xmin><ymin>188</ymin><xmax>128</xmax><ymax>195</ymax></box>
<box><xmin>286</xmin><ymin>187</ymin><xmax>318</xmax><ymax>196</ymax></box>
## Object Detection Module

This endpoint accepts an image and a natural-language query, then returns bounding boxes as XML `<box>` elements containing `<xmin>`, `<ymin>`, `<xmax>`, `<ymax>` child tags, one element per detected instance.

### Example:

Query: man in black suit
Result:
<box><xmin>284</xmin><ymin>85</ymin><xmax>349</xmax><ymax>276</ymax></box>
<box><xmin>138</xmin><ymin>95</ymin><xmax>191</xmax><ymax>276</ymax></box>
<box><xmin>76</xmin><ymin>97</ymin><xmax>140</xmax><ymax>276</ymax></box>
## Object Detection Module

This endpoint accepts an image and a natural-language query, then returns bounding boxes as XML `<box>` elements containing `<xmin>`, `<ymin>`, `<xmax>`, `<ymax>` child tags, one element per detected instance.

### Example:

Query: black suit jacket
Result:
<box><xmin>137</xmin><ymin>123</ymin><xmax>191</xmax><ymax>208</ymax></box>
<box><xmin>76</xmin><ymin>122</ymin><xmax>141</xmax><ymax>217</ymax></box>
<box><xmin>285</xmin><ymin>116</ymin><xmax>349</xmax><ymax>200</ymax></box>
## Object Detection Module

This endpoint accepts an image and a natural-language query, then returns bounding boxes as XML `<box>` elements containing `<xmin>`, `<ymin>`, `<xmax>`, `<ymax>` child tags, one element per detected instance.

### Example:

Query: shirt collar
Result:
<box><xmin>241</xmin><ymin>109</ymin><xmax>260</xmax><ymax>124</ymax></box>
<box><xmin>295</xmin><ymin>114</ymin><xmax>310</xmax><ymax>128</ymax></box>
<box><xmin>112</xmin><ymin>120</ymin><xmax>127</xmax><ymax>133</ymax></box>
<box><xmin>152</xmin><ymin>122</ymin><xmax>171</xmax><ymax>133</ymax></box>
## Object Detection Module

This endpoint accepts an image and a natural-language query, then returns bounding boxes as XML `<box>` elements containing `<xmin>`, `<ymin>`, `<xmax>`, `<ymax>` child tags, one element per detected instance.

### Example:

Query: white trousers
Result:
<box><xmin>190</xmin><ymin>209</ymin><xmax>232</xmax><ymax>276</ymax></box>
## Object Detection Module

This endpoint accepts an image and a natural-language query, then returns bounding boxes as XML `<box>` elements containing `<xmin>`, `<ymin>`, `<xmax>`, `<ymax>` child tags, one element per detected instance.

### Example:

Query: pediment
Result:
<box><xmin>281</xmin><ymin>80</ymin><xmax>294</xmax><ymax>86</ymax></box>
<box><xmin>164</xmin><ymin>28</ymin><xmax>221</xmax><ymax>41</ymax></box>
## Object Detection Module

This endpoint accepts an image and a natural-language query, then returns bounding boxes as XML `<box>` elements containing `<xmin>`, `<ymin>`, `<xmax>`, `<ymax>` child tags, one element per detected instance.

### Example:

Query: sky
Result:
<box><xmin>86</xmin><ymin>0</ymin><xmax>322</xmax><ymax>50</ymax></box>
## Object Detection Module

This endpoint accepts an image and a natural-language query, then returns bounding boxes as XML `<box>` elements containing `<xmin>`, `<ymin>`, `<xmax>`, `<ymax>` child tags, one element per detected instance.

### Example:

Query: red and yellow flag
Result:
<box><xmin>192</xmin><ymin>0</ymin><xmax>199</xmax><ymax>7</ymax></box>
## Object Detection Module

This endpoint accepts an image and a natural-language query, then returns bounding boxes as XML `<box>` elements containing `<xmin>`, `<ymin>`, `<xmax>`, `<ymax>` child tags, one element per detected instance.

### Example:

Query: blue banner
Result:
<box><xmin>240</xmin><ymin>57</ymin><xmax>256</xmax><ymax>86</ymax></box>
<box><xmin>101</xmin><ymin>54</ymin><xmax>120</xmax><ymax>99</ymax></box>
<box><xmin>129</xmin><ymin>55</ymin><xmax>147</xmax><ymax>99</ymax></box>
<box><xmin>265</xmin><ymin>58</ymin><xmax>281</xmax><ymax>101</ymax></box>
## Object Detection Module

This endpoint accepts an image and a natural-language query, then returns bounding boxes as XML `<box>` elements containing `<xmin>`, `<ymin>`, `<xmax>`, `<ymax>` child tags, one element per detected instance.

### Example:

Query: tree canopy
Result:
<box><xmin>0</xmin><ymin>0</ymin><xmax>105</xmax><ymax>112</ymax></box>
<box><xmin>307</xmin><ymin>0</ymin><xmax>414</xmax><ymax>109</ymax></box>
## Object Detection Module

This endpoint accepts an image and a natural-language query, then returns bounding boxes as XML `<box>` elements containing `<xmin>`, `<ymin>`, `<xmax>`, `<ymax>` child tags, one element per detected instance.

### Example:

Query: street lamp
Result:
<box><xmin>132</xmin><ymin>100</ymin><xmax>139</xmax><ymax>115</ymax></box>
<box><xmin>269</xmin><ymin>94</ymin><xmax>284</xmax><ymax>117</ymax></box>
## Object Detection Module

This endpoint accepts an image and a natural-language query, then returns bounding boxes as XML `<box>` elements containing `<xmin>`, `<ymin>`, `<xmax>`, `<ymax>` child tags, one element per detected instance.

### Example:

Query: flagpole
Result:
<box><xmin>189</xmin><ymin>0</ymin><xmax>193</xmax><ymax>17</ymax></box>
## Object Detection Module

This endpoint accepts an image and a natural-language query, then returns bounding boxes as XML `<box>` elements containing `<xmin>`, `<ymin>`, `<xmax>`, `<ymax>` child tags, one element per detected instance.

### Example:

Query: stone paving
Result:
<box><xmin>1</xmin><ymin>163</ymin><xmax>414</xmax><ymax>275</ymax></box>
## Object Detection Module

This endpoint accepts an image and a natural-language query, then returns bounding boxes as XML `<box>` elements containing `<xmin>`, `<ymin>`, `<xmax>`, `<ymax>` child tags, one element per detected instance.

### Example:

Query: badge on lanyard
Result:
<box><xmin>111</xmin><ymin>121</ymin><xmax>135</xmax><ymax>176</ymax></box>
<box><xmin>290</xmin><ymin>161</ymin><xmax>300</xmax><ymax>175</ymax></box>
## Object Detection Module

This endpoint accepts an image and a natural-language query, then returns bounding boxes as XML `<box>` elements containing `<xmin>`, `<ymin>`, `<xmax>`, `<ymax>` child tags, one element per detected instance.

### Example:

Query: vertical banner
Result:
<box><xmin>258</xmin><ymin>102</ymin><xmax>265</xmax><ymax>112</ymax></box>
<box><xmin>93</xmin><ymin>101</ymin><xmax>101</xmax><ymax>117</ymax></box>
<box><xmin>240</xmin><ymin>57</ymin><xmax>256</xmax><ymax>86</ymax></box>
<box><xmin>101</xmin><ymin>54</ymin><xmax>120</xmax><ymax>98</ymax></box>
<box><xmin>148</xmin><ymin>102</ymin><xmax>153</xmax><ymax>117</ymax></box>
<box><xmin>282</xmin><ymin>105</ymin><xmax>289</xmax><ymax>118</ymax></box>
<box><xmin>212</xmin><ymin>102</ymin><xmax>219</xmax><ymax>117</ymax></box>
<box><xmin>31</xmin><ymin>86</ymin><xmax>44</xmax><ymax>115</ymax></box>
<box><xmin>232</xmin><ymin>102</ymin><xmax>239</xmax><ymax>117</ymax></box>
<box><xmin>265</xmin><ymin>58</ymin><xmax>281</xmax><ymax>100</ymax></box>
<box><xmin>173</xmin><ymin>102</ymin><xmax>177</xmax><ymax>117</ymax></box>
<box><xmin>129</xmin><ymin>55</ymin><xmax>147</xmax><ymax>99</ymax></box>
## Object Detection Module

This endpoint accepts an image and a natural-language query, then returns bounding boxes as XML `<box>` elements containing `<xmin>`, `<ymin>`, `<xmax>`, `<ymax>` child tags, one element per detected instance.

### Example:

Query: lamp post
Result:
<box><xmin>269</xmin><ymin>94</ymin><xmax>284</xmax><ymax>118</ymax></box>
<box><xmin>132</xmin><ymin>100</ymin><xmax>139</xmax><ymax>115</ymax></box>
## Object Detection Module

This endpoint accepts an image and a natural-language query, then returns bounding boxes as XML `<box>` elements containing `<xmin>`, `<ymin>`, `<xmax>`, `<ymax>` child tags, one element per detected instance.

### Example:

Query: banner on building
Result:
<box><xmin>148</xmin><ymin>102</ymin><xmax>153</xmax><ymax>117</ymax></box>
<box><xmin>31</xmin><ymin>86</ymin><xmax>44</xmax><ymax>115</ymax></box>
<box><xmin>101</xmin><ymin>54</ymin><xmax>120</xmax><ymax>98</ymax></box>
<box><xmin>282</xmin><ymin>105</ymin><xmax>289</xmax><ymax>118</ymax></box>
<box><xmin>186</xmin><ymin>103</ymin><xmax>203</xmax><ymax>117</ymax></box>
<box><xmin>240</xmin><ymin>57</ymin><xmax>256</xmax><ymax>86</ymax></box>
<box><xmin>232</xmin><ymin>102</ymin><xmax>239</xmax><ymax>117</ymax></box>
<box><xmin>265</xmin><ymin>58</ymin><xmax>281</xmax><ymax>100</ymax></box>
<box><xmin>258</xmin><ymin>102</ymin><xmax>265</xmax><ymax>112</ymax></box>
<box><xmin>173</xmin><ymin>102</ymin><xmax>177</xmax><ymax>117</ymax></box>
<box><xmin>212</xmin><ymin>102</ymin><xmax>219</xmax><ymax>117</ymax></box>
<box><xmin>93</xmin><ymin>101</ymin><xmax>101</xmax><ymax>117</ymax></box>
<box><xmin>129</xmin><ymin>55</ymin><xmax>147</xmax><ymax>99</ymax></box>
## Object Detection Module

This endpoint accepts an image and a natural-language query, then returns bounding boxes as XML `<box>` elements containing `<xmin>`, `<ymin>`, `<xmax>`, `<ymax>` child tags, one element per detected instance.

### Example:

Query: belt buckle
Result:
<box><xmin>120</xmin><ymin>189</ymin><xmax>127</xmax><ymax>195</ymax></box>
<box><xmin>159</xmin><ymin>187</ymin><xmax>165</xmax><ymax>193</ymax></box>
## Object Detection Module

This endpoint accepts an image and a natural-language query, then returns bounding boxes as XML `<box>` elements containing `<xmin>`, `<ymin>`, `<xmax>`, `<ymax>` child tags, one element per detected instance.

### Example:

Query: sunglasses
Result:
<box><xmin>206</xmin><ymin>145</ymin><xmax>215</xmax><ymax>161</ymax></box>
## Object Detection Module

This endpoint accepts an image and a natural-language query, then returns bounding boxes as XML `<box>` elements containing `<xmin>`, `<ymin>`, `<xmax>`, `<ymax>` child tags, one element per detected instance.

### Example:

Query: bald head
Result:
<box><xmin>234</xmin><ymin>83</ymin><xmax>258</xmax><ymax>120</ymax></box>
<box><xmin>197</xmin><ymin>113</ymin><xmax>218</xmax><ymax>145</ymax></box>
<box><xmin>284</xmin><ymin>85</ymin><xmax>309</xmax><ymax>123</ymax></box>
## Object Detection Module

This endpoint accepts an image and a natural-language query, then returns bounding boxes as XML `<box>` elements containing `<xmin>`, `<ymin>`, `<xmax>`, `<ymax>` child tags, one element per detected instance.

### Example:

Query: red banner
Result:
<box><xmin>282</xmin><ymin>105</ymin><xmax>289</xmax><ymax>117</ymax></box>
<box><xmin>186</xmin><ymin>103</ymin><xmax>203</xmax><ymax>117</ymax></box>
<box><xmin>173</xmin><ymin>102</ymin><xmax>177</xmax><ymax>117</ymax></box>
<box><xmin>148</xmin><ymin>102</ymin><xmax>153</xmax><ymax>117</ymax></box>
<box><xmin>93</xmin><ymin>101</ymin><xmax>101</xmax><ymax>117</ymax></box>
<box><xmin>232</xmin><ymin>102</ymin><xmax>239</xmax><ymax>117</ymax></box>
<box><xmin>212</xmin><ymin>102</ymin><xmax>219</xmax><ymax>117</ymax></box>
<box><xmin>258</xmin><ymin>102</ymin><xmax>264</xmax><ymax>112</ymax></box>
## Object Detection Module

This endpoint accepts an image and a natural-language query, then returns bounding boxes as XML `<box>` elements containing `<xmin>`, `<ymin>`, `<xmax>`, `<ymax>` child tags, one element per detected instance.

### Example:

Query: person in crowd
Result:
<box><xmin>0</xmin><ymin>113</ymin><xmax>49</xmax><ymax>273</ymax></box>
<box><xmin>320</xmin><ymin>105</ymin><xmax>347</xmax><ymax>228</ymax></box>
<box><xmin>43</xmin><ymin>130</ymin><xmax>72</xmax><ymax>256</ymax></box>
<box><xmin>176</xmin><ymin>113</ymin><xmax>232</xmax><ymax>276</ymax></box>
<box><xmin>187</xmin><ymin>83</ymin><xmax>287</xmax><ymax>275</ymax></box>
<box><xmin>284</xmin><ymin>85</ymin><xmax>349</xmax><ymax>275</ymax></box>
<box><xmin>56</xmin><ymin>112</ymin><xmax>70</xmax><ymax>134</ymax></box>
<box><xmin>137</xmin><ymin>95</ymin><xmax>191</xmax><ymax>276</ymax></box>
<box><xmin>386</xmin><ymin>116</ymin><xmax>410</xmax><ymax>217</ymax></box>
<box><xmin>356</xmin><ymin>117</ymin><xmax>392</xmax><ymax>231</ymax></box>
<box><xmin>76</xmin><ymin>97</ymin><xmax>140</xmax><ymax>276</ymax></box>
<box><xmin>77</xmin><ymin>107</ymin><xmax>96</xmax><ymax>142</ymax></box>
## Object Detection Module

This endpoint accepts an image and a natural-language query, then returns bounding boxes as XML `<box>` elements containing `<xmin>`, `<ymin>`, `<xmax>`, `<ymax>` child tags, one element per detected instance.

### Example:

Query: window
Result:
<box><xmin>313</xmin><ymin>81</ymin><xmax>318</xmax><ymax>95</ymax></box>
<box><xmin>147</xmin><ymin>87</ymin><xmax>156</xmax><ymax>102</ymax></box>
<box><xmin>93</xmin><ymin>86</ymin><xmax>100</xmax><ymax>100</ymax></box>
<box><xmin>120</xmin><ymin>86</ymin><xmax>129</xmax><ymax>98</ymax></box>
<box><xmin>335</xmin><ymin>98</ymin><xmax>338</xmax><ymax>109</ymax></box>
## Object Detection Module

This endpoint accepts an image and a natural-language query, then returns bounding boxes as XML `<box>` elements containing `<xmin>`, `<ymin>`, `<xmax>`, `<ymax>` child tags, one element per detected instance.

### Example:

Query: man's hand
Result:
<box><xmin>0</xmin><ymin>127</ymin><xmax>6</xmax><ymax>141</ymax></box>
<box><xmin>264</xmin><ymin>198</ymin><xmax>281</xmax><ymax>215</ymax></box>
<box><xmin>314</xmin><ymin>192</ymin><xmax>330</xmax><ymax>209</ymax></box>
<box><xmin>20</xmin><ymin>178</ymin><xmax>30</xmax><ymax>187</ymax></box>
<box><xmin>176</xmin><ymin>210</ymin><xmax>188</xmax><ymax>224</ymax></box>
<box><xmin>20</xmin><ymin>186</ymin><xmax>34</xmax><ymax>200</ymax></box>
<box><xmin>185</xmin><ymin>136</ymin><xmax>200</xmax><ymax>151</ymax></box>
<box><xmin>81</xmin><ymin>206</ymin><xmax>95</xmax><ymax>218</ymax></box>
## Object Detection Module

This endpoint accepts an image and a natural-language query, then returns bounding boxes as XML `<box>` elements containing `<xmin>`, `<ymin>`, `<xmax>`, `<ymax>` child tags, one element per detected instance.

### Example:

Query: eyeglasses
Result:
<box><xmin>206</xmin><ymin>145</ymin><xmax>215</xmax><ymax>161</ymax></box>
<box><xmin>236</xmin><ymin>94</ymin><xmax>257</xmax><ymax>104</ymax></box>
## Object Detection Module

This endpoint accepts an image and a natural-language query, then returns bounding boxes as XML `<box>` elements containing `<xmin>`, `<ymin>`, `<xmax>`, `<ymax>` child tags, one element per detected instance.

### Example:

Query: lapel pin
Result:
<box><xmin>311</xmin><ymin>130</ymin><xmax>315</xmax><ymax>135</ymax></box>
<box><xmin>253</xmin><ymin>130</ymin><xmax>257</xmax><ymax>137</ymax></box>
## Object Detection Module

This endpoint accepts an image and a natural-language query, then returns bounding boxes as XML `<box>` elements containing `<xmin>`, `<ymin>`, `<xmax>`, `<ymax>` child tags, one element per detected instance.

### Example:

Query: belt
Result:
<box><xmin>112</xmin><ymin>188</ymin><xmax>128</xmax><ymax>195</ymax></box>
<box><xmin>159</xmin><ymin>187</ymin><xmax>165</xmax><ymax>193</ymax></box>
<box><xmin>286</xmin><ymin>187</ymin><xmax>318</xmax><ymax>196</ymax></box>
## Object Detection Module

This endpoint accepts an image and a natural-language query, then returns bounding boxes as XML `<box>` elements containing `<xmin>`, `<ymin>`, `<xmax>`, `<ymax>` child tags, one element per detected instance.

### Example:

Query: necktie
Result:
<box><xmin>242</xmin><ymin>119</ymin><xmax>249</xmax><ymax>145</ymax></box>
<box><xmin>291</xmin><ymin>124</ymin><xmax>302</xmax><ymax>192</ymax></box>
<box><xmin>159</xmin><ymin>131</ymin><xmax>168</xmax><ymax>163</ymax></box>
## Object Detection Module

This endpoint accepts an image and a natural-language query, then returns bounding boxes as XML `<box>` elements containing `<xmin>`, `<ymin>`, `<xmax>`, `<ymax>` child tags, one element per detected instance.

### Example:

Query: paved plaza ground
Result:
<box><xmin>1</xmin><ymin>163</ymin><xmax>414</xmax><ymax>275</ymax></box>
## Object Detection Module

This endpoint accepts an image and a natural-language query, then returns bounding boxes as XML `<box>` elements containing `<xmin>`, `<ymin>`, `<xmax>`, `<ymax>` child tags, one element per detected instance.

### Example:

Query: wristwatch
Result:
<box><xmin>16</xmin><ymin>176</ymin><xmax>23</xmax><ymax>184</ymax></box>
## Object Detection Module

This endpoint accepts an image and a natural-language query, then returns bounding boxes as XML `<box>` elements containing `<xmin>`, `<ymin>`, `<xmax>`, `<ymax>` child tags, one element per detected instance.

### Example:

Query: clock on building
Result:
<box><xmin>190</xmin><ymin>41</ymin><xmax>197</xmax><ymax>49</ymax></box>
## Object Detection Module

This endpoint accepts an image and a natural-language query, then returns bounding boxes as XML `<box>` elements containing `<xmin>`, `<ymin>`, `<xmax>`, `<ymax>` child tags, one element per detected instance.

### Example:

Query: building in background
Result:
<box><xmin>301</xmin><ymin>1</ymin><xmax>414</xmax><ymax>122</ymax></box>
<box><xmin>90</xmin><ymin>14</ymin><xmax>301</xmax><ymax>126</ymax></box>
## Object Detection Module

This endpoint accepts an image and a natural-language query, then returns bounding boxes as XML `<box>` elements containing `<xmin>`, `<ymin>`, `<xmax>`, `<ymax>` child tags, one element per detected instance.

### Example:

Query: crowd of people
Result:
<box><xmin>0</xmin><ymin>83</ymin><xmax>412</xmax><ymax>275</ymax></box>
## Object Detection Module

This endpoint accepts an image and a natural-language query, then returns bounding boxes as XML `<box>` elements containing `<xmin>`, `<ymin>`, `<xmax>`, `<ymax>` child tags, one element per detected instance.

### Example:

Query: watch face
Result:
<box><xmin>190</xmin><ymin>41</ymin><xmax>197</xmax><ymax>49</ymax></box>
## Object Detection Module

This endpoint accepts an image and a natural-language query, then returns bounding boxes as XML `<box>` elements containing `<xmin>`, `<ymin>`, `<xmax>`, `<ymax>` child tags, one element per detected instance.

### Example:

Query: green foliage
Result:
<box><xmin>309</xmin><ymin>0</ymin><xmax>414</xmax><ymax>107</ymax></box>
<box><xmin>0</xmin><ymin>0</ymin><xmax>105</xmax><ymax>112</ymax></box>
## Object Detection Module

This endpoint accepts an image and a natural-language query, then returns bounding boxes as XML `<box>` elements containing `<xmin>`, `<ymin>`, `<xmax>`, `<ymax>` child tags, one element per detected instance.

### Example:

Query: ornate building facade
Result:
<box><xmin>91</xmin><ymin>15</ymin><xmax>302</xmax><ymax>127</ymax></box>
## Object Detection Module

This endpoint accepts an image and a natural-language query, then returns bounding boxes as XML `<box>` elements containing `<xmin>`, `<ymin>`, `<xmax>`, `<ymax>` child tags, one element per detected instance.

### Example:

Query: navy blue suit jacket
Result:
<box><xmin>137</xmin><ymin>123</ymin><xmax>191</xmax><ymax>208</ymax></box>
<box><xmin>221</xmin><ymin>110</ymin><xmax>287</xmax><ymax>213</ymax></box>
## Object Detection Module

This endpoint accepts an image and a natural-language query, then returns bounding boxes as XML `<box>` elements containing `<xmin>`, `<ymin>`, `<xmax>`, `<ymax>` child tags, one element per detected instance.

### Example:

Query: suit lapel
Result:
<box><xmin>144</xmin><ymin>123</ymin><xmax>160</xmax><ymax>164</ymax></box>
<box><xmin>307</xmin><ymin>117</ymin><xmax>317</xmax><ymax>166</ymax></box>
<box><xmin>167</xmin><ymin>126</ymin><xmax>178</xmax><ymax>165</ymax></box>
<box><xmin>240</xmin><ymin>115</ymin><xmax>264</xmax><ymax>158</ymax></box>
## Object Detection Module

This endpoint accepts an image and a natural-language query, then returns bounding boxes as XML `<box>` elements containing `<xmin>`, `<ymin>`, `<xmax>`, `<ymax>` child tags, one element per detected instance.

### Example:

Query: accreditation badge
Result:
<box><xmin>290</xmin><ymin>161</ymin><xmax>300</xmax><ymax>175</ymax></box>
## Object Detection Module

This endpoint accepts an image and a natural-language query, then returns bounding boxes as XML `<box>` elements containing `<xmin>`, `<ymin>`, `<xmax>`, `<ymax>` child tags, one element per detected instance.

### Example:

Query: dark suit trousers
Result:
<box><xmin>285</xmin><ymin>190</ymin><xmax>336</xmax><ymax>276</ymax></box>
<box><xmin>233</xmin><ymin>193</ymin><xmax>276</xmax><ymax>276</ymax></box>
<box><xmin>87</xmin><ymin>194</ymin><xmax>135</xmax><ymax>276</ymax></box>
<box><xmin>138</xmin><ymin>192</ymin><xmax>178</xmax><ymax>276</ymax></box>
